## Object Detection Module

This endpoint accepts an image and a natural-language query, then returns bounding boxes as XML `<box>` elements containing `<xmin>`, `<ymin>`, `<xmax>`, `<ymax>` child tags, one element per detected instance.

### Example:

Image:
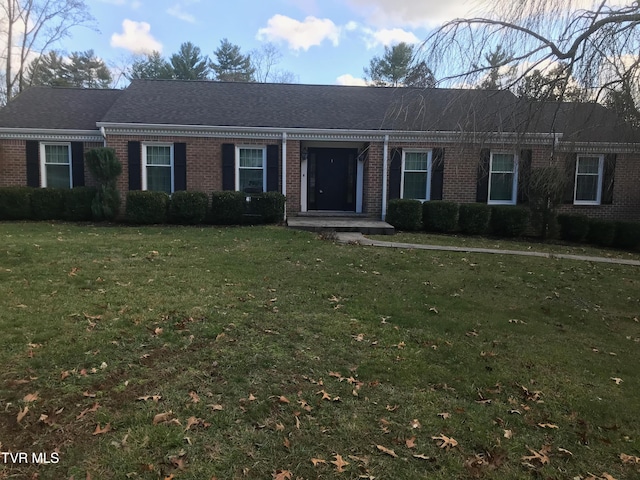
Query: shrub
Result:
<box><xmin>169</xmin><ymin>191</ymin><xmax>209</xmax><ymax>224</ymax></box>
<box><xmin>63</xmin><ymin>187</ymin><xmax>97</xmax><ymax>221</ymax></box>
<box><xmin>526</xmin><ymin>166</ymin><xmax>568</xmax><ymax>239</ymax></box>
<box><xmin>490</xmin><ymin>206</ymin><xmax>530</xmax><ymax>237</ymax></box>
<box><xmin>85</xmin><ymin>148</ymin><xmax>122</xmax><ymax>221</ymax></box>
<box><xmin>613</xmin><ymin>221</ymin><xmax>640</xmax><ymax>250</ymax></box>
<box><xmin>586</xmin><ymin>219</ymin><xmax>616</xmax><ymax>247</ymax></box>
<box><xmin>557</xmin><ymin>214</ymin><xmax>590</xmax><ymax>242</ymax></box>
<box><xmin>210</xmin><ymin>191</ymin><xmax>246</xmax><ymax>225</ymax></box>
<box><xmin>386</xmin><ymin>199</ymin><xmax>422</xmax><ymax>231</ymax></box>
<box><xmin>423</xmin><ymin>201</ymin><xmax>458</xmax><ymax>233</ymax></box>
<box><xmin>0</xmin><ymin>187</ymin><xmax>32</xmax><ymax>220</ymax></box>
<box><xmin>247</xmin><ymin>192</ymin><xmax>286</xmax><ymax>224</ymax></box>
<box><xmin>126</xmin><ymin>191</ymin><xmax>169</xmax><ymax>224</ymax></box>
<box><xmin>30</xmin><ymin>188</ymin><xmax>66</xmax><ymax>220</ymax></box>
<box><xmin>458</xmin><ymin>203</ymin><xmax>491</xmax><ymax>235</ymax></box>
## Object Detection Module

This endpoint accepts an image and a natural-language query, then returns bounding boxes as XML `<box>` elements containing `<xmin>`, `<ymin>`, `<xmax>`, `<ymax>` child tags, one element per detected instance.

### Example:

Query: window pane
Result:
<box><xmin>46</xmin><ymin>164</ymin><xmax>70</xmax><ymax>188</ymax></box>
<box><xmin>490</xmin><ymin>173</ymin><xmax>514</xmax><ymax>201</ymax></box>
<box><xmin>44</xmin><ymin>145</ymin><xmax>69</xmax><ymax>164</ymax></box>
<box><xmin>146</xmin><ymin>146</ymin><xmax>171</xmax><ymax>166</ymax></box>
<box><xmin>404</xmin><ymin>152</ymin><xmax>428</xmax><ymax>171</ymax></box>
<box><xmin>577</xmin><ymin>157</ymin><xmax>600</xmax><ymax>174</ymax></box>
<box><xmin>147</xmin><ymin>166</ymin><xmax>171</xmax><ymax>193</ymax></box>
<box><xmin>492</xmin><ymin>154</ymin><xmax>514</xmax><ymax>173</ymax></box>
<box><xmin>403</xmin><ymin>172</ymin><xmax>427</xmax><ymax>200</ymax></box>
<box><xmin>239</xmin><ymin>148</ymin><xmax>264</xmax><ymax>168</ymax></box>
<box><xmin>575</xmin><ymin>175</ymin><xmax>599</xmax><ymax>201</ymax></box>
<box><xmin>239</xmin><ymin>169</ymin><xmax>264</xmax><ymax>193</ymax></box>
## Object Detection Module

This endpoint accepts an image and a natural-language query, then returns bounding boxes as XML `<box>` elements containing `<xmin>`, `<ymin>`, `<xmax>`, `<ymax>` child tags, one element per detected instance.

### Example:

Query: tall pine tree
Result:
<box><xmin>211</xmin><ymin>39</ymin><xmax>254</xmax><ymax>82</ymax></box>
<box><xmin>170</xmin><ymin>42</ymin><xmax>210</xmax><ymax>80</ymax></box>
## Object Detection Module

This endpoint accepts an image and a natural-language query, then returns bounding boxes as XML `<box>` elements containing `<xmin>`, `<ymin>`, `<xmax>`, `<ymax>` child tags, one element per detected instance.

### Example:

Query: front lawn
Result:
<box><xmin>1</xmin><ymin>223</ymin><xmax>639</xmax><ymax>479</ymax></box>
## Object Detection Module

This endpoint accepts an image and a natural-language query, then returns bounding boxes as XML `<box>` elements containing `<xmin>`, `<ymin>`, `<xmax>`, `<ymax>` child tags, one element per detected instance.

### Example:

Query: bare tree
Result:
<box><xmin>250</xmin><ymin>42</ymin><xmax>297</xmax><ymax>83</ymax></box>
<box><xmin>420</xmin><ymin>1</ymin><xmax>640</xmax><ymax>102</ymax></box>
<box><xmin>0</xmin><ymin>0</ymin><xmax>93</xmax><ymax>103</ymax></box>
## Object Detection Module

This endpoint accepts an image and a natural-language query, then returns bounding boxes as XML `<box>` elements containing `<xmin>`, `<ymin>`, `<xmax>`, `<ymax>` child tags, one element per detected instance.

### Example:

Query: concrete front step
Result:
<box><xmin>286</xmin><ymin>216</ymin><xmax>395</xmax><ymax>235</ymax></box>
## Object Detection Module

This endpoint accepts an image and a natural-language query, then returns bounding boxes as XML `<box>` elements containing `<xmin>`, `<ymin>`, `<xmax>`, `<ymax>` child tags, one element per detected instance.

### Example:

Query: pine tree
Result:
<box><xmin>170</xmin><ymin>42</ymin><xmax>209</xmax><ymax>80</ymax></box>
<box><xmin>211</xmin><ymin>38</ymin><xmax>254</xmax><ymax>82</ymax></box>
<box><xmin>129</xmin><ymin>51</ymin><xmax>174</xmax><ymax>80</ymax></box>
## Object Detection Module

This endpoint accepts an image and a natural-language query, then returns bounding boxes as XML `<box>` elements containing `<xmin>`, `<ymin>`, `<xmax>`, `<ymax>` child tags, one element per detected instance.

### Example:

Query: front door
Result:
<box><xmin>308</xmin><ymin>148</ymin><xmax>357</xmax><ymax>211</ymax></box>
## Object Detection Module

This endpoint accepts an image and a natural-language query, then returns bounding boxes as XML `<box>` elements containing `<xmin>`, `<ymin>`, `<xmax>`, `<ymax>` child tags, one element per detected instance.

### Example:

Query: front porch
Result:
<box><xmin>286</xmin><ymin>212</ymin><xmax>394</xmax><ymax>235</ymax></box>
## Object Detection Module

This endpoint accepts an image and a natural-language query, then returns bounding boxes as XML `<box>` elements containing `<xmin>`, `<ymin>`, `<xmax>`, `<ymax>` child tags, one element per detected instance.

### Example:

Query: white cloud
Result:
<box><xmin>363</xmin><ymin>27</ymin><xmax>420</xmax><ymax>48</ymax></box>
<box><xmin>347</xmin><ymin>0</ymin><xmax>474</xmax><ymax>28</ymax></box>
<box><xmin>110</xmin><ymin>19</ymin><xmax>163</xmax><ymax>55</ymax></box>
<box><xmin>167</xmin><ymin>4</ymin><xmax>196</xmax><ymax>23</ymax></box>
<box><xmin>257</xmin><ymin>15</ymin><xmax>341</xmax><ymax>51</ymax></box>
<box><xmin>336</xmin><ymin>74</ymin><xmax>368</xmax><ymax>86</ymax></box>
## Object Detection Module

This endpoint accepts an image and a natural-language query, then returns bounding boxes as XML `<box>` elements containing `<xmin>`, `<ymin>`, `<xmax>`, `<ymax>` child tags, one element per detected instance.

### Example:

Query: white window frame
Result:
<box><xmin>488</xmin><ymin>151</ymin><xmax>519</xmax><ymax>205</ymax></box>
<box><xmin>400</xmin><ymin>149</ymin><xmax>432</xmax><ymax>202</ymax></box>
<box><xmin>574</xmin><ymin>154</ymin><xmax>604</xmax><ymax>206</ymax></box>
<box><xmin>235</xmin><ymin>146</ymin><xmax>267</xmax><ymax>193</ymax></box>
<box><xmin>39</xmin><ymin>142</ymin><xmax>72</xmax><ymax>188</ymax></box>
<box><xmin>142</xmin><ymin>143</ymin><xmax>174</xmax><ymax>193</ymax></box>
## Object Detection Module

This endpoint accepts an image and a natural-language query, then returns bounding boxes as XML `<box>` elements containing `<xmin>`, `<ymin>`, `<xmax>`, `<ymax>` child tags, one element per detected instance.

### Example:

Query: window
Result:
<box><xmin>574</xmin><ymin>155</ymin><xmax>603</xmax><ymax>205</ymax></box>
<box><xmin>488</xmin><ymin>152</ymin><xmax>518</xmax><ymax>205</ymax></box>
<box><xmin>143</xmin><ymin>144</ymin><xmax>173</xmax><ymax>194</ymax></box>
<box><xmin>401</xmin><ymin>150</ymin><xmax>431</xmax><ymax>201</ymax></box>
<box><xmin>40</xmin><ymin>143</ymin><xmax>71</xmax><ymax>188</ymax></box>
<box><xmin>236</xmin><ymin>147</ymin><xmax>266</xmax><ymax>193</ymax></box>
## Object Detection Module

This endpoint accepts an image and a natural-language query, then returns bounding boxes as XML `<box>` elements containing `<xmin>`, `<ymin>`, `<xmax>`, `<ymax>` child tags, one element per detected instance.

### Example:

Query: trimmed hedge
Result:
<box><xmin>64</xmin><ymin>187</ymin><xmax>96</xmax><ymax>221</ymax></box>
<box><xmin>169</xmin><ymin>191</ymin><xmax>209</xmax><ymax>225</ymax></box>
<box><xmin>458</xmin><ymin>203</ymin><xmax>491</xmax><ymax>235</ymax></box>
<box><xmin>0</xmin><ymin>187</ymin><xmax>32</xmax><ymax>220</ymax></box>
<box><xmin>247</xmin><ymin>192</ymin><xmax>286</xmax><ymax>224</ymax></box>
<box><xmin>386</xmin><ymin>199</ymin><xmax>422</xmax><ymax>231</ymax></box>
<box><xmin>557</xmin><ymin>214</ymin><xmax>590</xmax><ymax>242</ymax></box>
<box><xmin>423</xmin><ymin>201</ymin><xmax>458</xmax><ymax>233</ymax></box>
<box><xmin>30</xmin><ymin>188</ymin><xmax>66</xmax><ymax>220</ymax></box>
<box><xmin>586</xmin><ymin>219</ymin><xmax>616</xmax><ymax>247</ymax></box>
<box><xmin>210</xmin><ymin>191</ymin><xmax>246</xmax><ymax>225</ymax></box>
<box><xmin>126</xmin><ymin>191</ymin><xmax>169</xmax><ymax>224</ymax></box>
<box><xmin>490</xmin><ymin>206</ymin><xmax>530</xmax><ymax>237</ymax></box>
<box><xmin>613</xmin><ymin>221</ymin><xmax>640</xmax><ymax>250</ymax></box>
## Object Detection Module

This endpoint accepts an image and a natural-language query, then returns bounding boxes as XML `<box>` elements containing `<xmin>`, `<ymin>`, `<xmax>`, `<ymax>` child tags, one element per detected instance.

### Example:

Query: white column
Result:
<box><xmin>381</xmin><ymin>135</ymin><xmax>389</xmax><ymax>220</ymax></box>
<box><xmin>282</xmin><ymin>132</ymin><xmax>287</xmax><ymax>220</ymax></box>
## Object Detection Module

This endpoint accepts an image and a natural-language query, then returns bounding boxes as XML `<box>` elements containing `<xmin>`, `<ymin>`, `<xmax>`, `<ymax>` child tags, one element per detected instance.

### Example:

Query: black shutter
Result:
<box><xmin>128</xmin><ymin>141</ymin><xmax>141</xmax><ymax>191</ymax></box>
<box><xmin>602</xmin><ymin>154</ymin><xmax>616</xmax><ymax>205</ymax></box>
<box><xmin>388</xmin><ymin>148</ymin><xmax>402</xmax><ymax>200</ymax></box>
<box><xmin>174</xmin><ymin>143</ymin><xmax>187</xmax><ymax>191</ymax></box>
<box><xmin>430</xmin><ymin>148</ymin><xmax>445</xmax><ymax>201</ymax></box>
<box><xmin>222</xmin><ymin>143</ymin><xmax>235</xmax><ymax>191</ymax></box>
<box><xmin>476</xmin><ymin>148</ymin><xmax>490</xmax><ymax>203</ymax></box>
<box><xmin>563</xmin><ymin>153</ymin><xmax>576</xmax><ymax>204</ymax></box>
<box><xmin>71</xmin><ymin>142</ymin><xmax>85</xmax><ymax>187</ymax></box>
<box><xmin>266</xmin><ymin>145</ymin><xmax>279</xmax><ymax>192</ymax></box>
<box><xmin>517</xmin><ymin>149</ymin><xmax>532</xmax><ymax>204</ymax></box>
<box><xmin>26</xmin><ymin>140</ymin><xmax>40</xmax><ymax>187</ymax></box>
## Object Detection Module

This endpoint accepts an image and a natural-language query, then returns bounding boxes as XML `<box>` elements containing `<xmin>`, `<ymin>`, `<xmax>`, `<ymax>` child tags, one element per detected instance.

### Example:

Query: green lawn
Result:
<box><xmin>1</xmin><ymin>223</ymin><xmax>639</xmax><ymax>480</ymax></box>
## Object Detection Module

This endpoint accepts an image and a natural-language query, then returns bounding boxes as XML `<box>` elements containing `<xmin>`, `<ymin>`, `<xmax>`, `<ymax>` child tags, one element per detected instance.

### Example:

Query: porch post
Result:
<box><xmin>282</xmin><ymin>132</ymin><xmax>287</xmax><ymax>220</ymax></box>
<box><xmin>381</xmin><ymin>135</ymin><xmax>389</xmax><ymax>220</ymax></box>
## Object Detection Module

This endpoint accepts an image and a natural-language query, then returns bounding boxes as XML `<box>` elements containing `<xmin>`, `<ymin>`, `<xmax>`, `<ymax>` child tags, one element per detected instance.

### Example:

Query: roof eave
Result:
<box><xmin>0</xmin><ymin>127</ymin><xmax>104</xmax><ymax>142</ymax></box>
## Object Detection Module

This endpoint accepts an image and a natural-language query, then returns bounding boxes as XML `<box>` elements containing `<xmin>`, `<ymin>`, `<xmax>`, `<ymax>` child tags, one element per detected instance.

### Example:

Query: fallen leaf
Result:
<box><xmin>317</xmin><ymin>389</ymin><xmax>332</xmax><ymax>401</ymax></box>
<box><xmin>248</xmin><ymin>393</ymin><xmax>257</xmax><ymax>401</ymax></box>
<box><xmin>611</xmin><ymin>377</ymin><xmax>623</xmax><ymax>385</ymax></box>
<box><xmin>76</xmin><ymin>403</ymin><xmax>100</xmax><ymax>420</ymax></box>
<box><xmin>410</xmin><ymin>418</ymin><xmax>422</xmax><ymax>429</ymax></box>
<box><xmin>283</xmin><ymin>437</ymin><xmax>290</xmax><ymax>449</ymax></box>
<box><xmin>272</xmin><ymin>470</ymin><xmax>292</xmax><ymax>480</ymax></box>
<box><xmin>432</xmin><ymin>434</ymin><xmax>458</xmax><ymax>450</ymax></box>
<box><xmin>17</xmin><ymin>406</ymin><xmax>29</xmax><ymax>423</ymax></box>
<box><xmin>61</xmin><ymin>370</ymin><xmax>71</xmax><ymax>380</ymax></box>
<box><xmin>557</xmin><ymin>447</ymin><xmax>573</xmax><ymax>456</ymax></box>
<box><xmin>208</xmin><ymin>404</ymin><xmax>224</xmax><ymax>411</ymax></box>
<box><xmin>278</xmin><ymin>395</ymin><xmax>290</xmax><ymax>404</ymax></box>
<box><xmin>185</xmin><ymin>416</ymin><xmax>201</xmax><ymax>431</ymax></box>
<box><xmin>601</xmin><ymin>474</ymin><xmax>617</xmax><ymax>480</ymax></box>
<box><xmin>92</xmin><ymin>423</ymin><xmax>111</xmax><ymax>435</ymax></box>
<box><xmin>137</xmin><ymin>395</ymin><xmax>162</xmax><ymax>402</ymax></box>
<box><xmin>521</xmin><ymin>445</ymin><xmax>551</xmax><ymax>467</ymax></box>
<box><xmin>437</xmin><ymin>412</ymin><xmax>450</xmax><ymax>419</ymax></box>
<box><xmin>405</xmin><ymin>437</ymin><xmax>417</xmax><ymax>449</ymax></box>
<box><xmin>310</xmin><ymin>458</ymin><xmax>327</xmax><ymax>467</ymax></box>
<box><xmin>620</xmin><ymin>453</ymin><xmax>640</xmax><ymax>464</ymax></box>
<box><xmin>331</xmin><ymin>454</ymin><xmax>349</xmax><ymax>473</ymax></box>
<box><xmin>152</xmin><ymin>411</ymin><xmax>173</xmax><ymax>425</ymax></box>
<box><xmin>386</xmin><ymin>404</ymin><xmax>399</xmax><ymax>412</ymax></box>
<box><xmin>23</xmin><ymin>392</ymin><xmax>39</xmax><ymax>403</ymax></box>
<box><xmin>413</xmin><ymin>454</ymin><xmax>433</xmax><ymax>461</ymax></box>
<box><xmin>189</xmin><ymin>391</ymin><xmax>200</xmax><ymax>403</ymax></box>
<box><xmin>83</xmin><ymin>391</ymin><xmax>97</xmax><ymax>398</ymax></box>
<box><xmin>538</xmin><ymin>423</ymin><xmax>559</xmax><ymax>429</ymax></box>
<box><xmin>376</xmin><ymin>444</ymin><xmax>398</xmax><ymax>458</ymax></box>
<box><xmin>504</xmin><ymin>429</ymin><xmax>513</xmax><ymax>439</ymax></box>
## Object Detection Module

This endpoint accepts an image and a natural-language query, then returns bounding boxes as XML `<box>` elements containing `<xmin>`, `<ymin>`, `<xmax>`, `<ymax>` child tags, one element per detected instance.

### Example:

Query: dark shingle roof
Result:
<box><xmin>101</xmin><ymin>79</ymin><xmax>523</xmax><ymax>133</ymax></box>
<box><xmin>0</xmin><ymin>87</ymin><xmax>123</xmax><ymax>130</ymax></box>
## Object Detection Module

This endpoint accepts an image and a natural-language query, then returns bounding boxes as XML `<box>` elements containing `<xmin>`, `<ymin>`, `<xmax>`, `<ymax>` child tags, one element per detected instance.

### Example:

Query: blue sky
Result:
<box><xmin>66</xmin><ymin>0</ymin><xmax>476</xmax><ymax>86</ymax></box>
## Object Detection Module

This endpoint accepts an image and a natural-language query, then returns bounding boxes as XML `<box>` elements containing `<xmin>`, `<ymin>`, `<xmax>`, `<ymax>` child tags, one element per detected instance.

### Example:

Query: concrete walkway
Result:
<box><xmin>335</xmin><ymin>232</ymin><xmax>640</xmax><ymax>267</ymax></box>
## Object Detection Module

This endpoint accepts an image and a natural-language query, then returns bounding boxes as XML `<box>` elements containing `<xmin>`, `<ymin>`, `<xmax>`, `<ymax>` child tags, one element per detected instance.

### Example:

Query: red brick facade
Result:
<box><xmin>1</xmin><ymin>135</ymin><xmax>638</xmax><ymax>221</ymax></box>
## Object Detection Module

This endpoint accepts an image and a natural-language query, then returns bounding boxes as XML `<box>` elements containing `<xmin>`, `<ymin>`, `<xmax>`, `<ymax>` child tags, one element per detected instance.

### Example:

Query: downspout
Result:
<box><xmin>282</xmin><ymin>132</ymin><xmax>287</xmax><ymax>221</ymax></box>
<box><xmin>381</xmin><ymin>134</ymin><xmax>389</xmax><ymax>220</ymax></box>
<box><xmin>100</xmin><ymin>126</ymin><xmax>107</xmax><ymax>147</ymax></box>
